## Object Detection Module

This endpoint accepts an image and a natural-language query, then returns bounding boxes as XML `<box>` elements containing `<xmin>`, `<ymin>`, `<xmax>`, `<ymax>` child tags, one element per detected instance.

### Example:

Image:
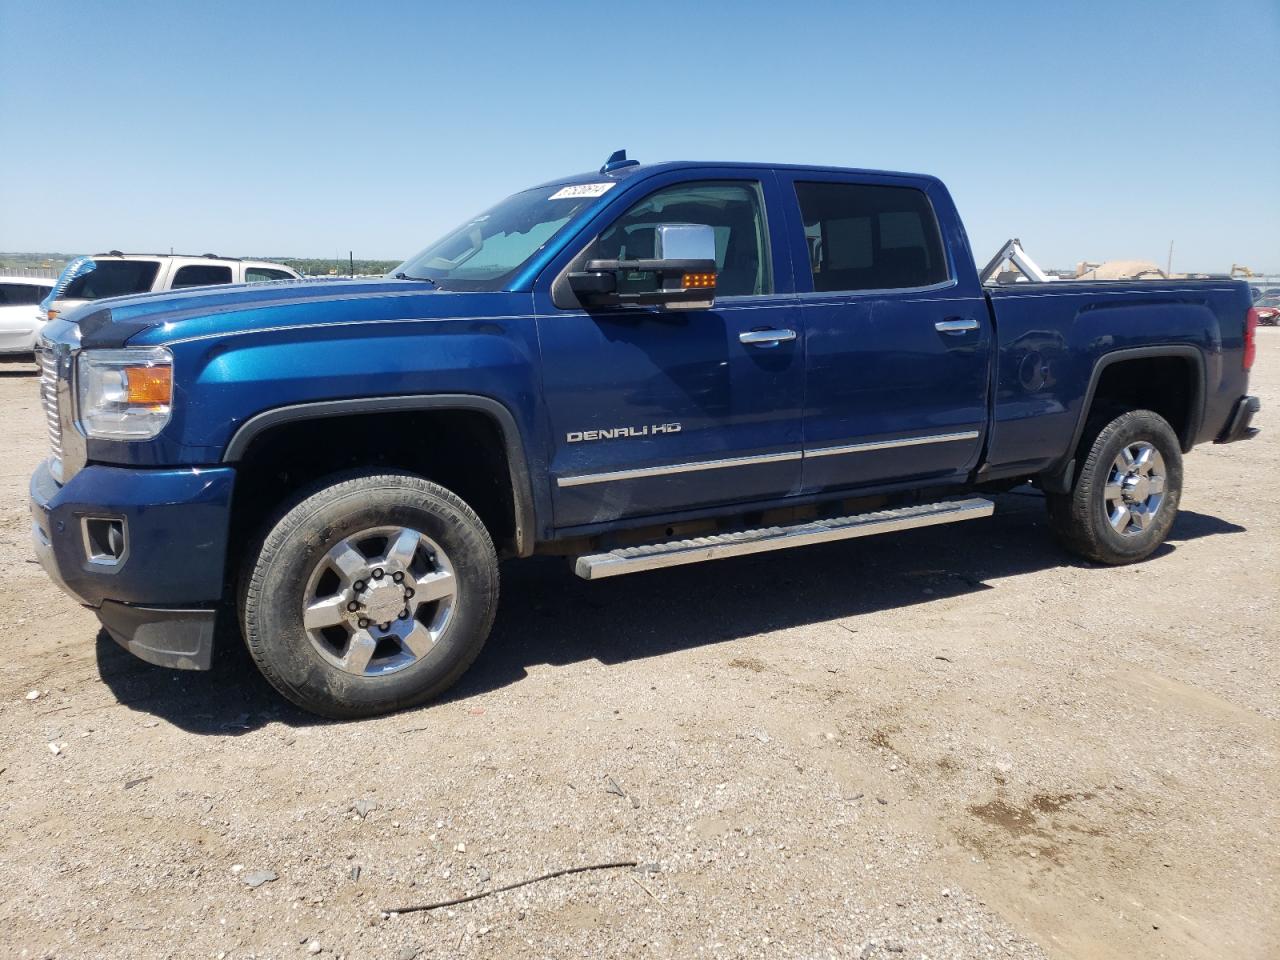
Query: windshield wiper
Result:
<box><xmin>392</xmin><ymin>272</ymin><xmax>439</xmax><ymax>288</ymax></box>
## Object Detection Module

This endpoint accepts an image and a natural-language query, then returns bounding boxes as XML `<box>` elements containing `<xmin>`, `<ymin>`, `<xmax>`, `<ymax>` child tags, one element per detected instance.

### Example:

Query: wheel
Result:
<box><xmin>1045</xmin><ymin>409</ymin><xmax>1183</xmax><ymax>565</ymax></box>
<box><xmin>241</xmin><ymin>471</ymin><xmax>499</xmax><ymax>718</ymax></box>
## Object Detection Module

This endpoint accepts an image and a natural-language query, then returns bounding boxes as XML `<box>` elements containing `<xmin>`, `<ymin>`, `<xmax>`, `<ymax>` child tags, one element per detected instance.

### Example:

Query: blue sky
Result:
<box><xmin>1</xmin><ymin>0</ymin><xmax>1277</xmax><ymax>273</ymax></box>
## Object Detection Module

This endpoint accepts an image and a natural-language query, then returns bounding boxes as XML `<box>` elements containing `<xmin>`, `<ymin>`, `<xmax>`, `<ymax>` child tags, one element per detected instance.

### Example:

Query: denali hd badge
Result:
<box><xmin>567</xmin><ymin>423</ymin><xmax>682</xmax><ymax>443</ymax></box>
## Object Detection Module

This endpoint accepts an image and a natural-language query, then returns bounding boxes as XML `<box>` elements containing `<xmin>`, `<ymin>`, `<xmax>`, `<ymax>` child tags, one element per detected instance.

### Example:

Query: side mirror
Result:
<box><xmin>569</xmin><ymin>223</ymin><xmax>717</xmax><ymax>310</ymax></box>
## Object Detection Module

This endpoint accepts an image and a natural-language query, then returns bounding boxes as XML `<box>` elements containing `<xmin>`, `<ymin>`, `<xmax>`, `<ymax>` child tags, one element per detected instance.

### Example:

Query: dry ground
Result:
<box><xmin>0</xmin><ymin>335</ymin><xmax>1276</xmax><ymax>960</ymax></box>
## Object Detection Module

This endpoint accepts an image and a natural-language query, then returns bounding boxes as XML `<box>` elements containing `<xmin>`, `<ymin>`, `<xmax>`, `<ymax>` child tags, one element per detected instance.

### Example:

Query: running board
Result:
<box><xmin>574</xmin><ymin>497</ymin><xmax>995</xmax><ymax>580</ymax></box>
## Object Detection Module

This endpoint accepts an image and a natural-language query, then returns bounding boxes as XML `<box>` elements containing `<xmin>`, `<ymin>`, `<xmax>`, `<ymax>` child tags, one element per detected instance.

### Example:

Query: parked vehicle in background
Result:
<box><xmin>1254</xmin><ymin>289</ymin><xmax>1280</xmax><ymax>326</ymax></box>
<box><xmin>42</xmin><ymin>253</ymin><xmax>300</xmax><ymax>322</ymax></box>
<box><xmin>30</xmin><ymin>154</ymin><xmax>1262</xmax><ymax>719</ymax></box>
<box><xmin>0</xmin><ymin>276</ymin><xmax>56</xmax><ymax>357</ymax></box>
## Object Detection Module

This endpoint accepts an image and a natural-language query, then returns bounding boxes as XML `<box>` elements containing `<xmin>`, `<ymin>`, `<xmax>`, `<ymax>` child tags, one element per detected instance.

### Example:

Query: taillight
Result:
<box><xmin>1244</xmin><ymin>307</ymin><xmax>1258</xmax><ymax>371</ymax></box>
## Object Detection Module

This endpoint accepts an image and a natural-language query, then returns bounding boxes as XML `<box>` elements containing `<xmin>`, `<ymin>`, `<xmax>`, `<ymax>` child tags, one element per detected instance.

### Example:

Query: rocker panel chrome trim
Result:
<box><xmin>556</xmin><ymin>430</ymin><xmax>982</xmax><ymax>487</ymax></box>
<box><xmin>805</xmin><ymin>430</ymin><xmax>980</xmax><ymax>458</ymax></box>
<box><xmin>556</xmin><ymin>450</ymin><xmax>802</xmax><ymax>488</ymax></box>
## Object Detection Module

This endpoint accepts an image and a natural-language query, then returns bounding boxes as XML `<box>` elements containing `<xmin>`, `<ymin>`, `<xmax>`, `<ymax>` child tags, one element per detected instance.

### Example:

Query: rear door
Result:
<box><xmin>777</xmin><ymin>172</ymin><xmax>991</xmax><ymax>493</ymax></box>
<box><xmin>534</xmin><ymin>170</ymin><xmax>804</xmax><ymax>529</ymax></box>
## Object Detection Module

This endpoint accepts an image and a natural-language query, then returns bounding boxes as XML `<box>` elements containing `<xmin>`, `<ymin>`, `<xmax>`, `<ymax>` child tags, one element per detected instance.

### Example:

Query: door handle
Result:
<box><xmin>739</xmin><ymin>328</ymin><xmax>797</xmax><ymax>347</ymax></box>
<box><xmin>935</xmin><ymin>318</ymin><xmax>979</xmax><ymax>335</ymax></box>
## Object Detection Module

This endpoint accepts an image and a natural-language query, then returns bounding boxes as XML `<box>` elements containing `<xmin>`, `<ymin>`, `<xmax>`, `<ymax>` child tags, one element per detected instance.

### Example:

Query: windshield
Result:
<box><xmin>60</xmin><ymin>260</ymin><xmax>160</xmax><ymax>300</ymax></box>
<box><xmin>392</xmin><ymin>184</ymin><xmax>608</xmax><ymax>291</ymax></box>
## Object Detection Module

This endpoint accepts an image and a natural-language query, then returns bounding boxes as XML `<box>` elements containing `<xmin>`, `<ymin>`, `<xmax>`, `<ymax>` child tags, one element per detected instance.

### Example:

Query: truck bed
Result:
<box><xmin>982</xmin><ymin>278</ymin><xmax>1254</xmax><ymax>481</ymax></box>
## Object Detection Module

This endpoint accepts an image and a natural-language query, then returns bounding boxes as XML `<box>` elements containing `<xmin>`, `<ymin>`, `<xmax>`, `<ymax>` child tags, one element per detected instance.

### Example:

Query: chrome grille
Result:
<box><xmin>38</xmin><ymin>344</ymin><xmax>64</xmax><ymax>481</ymax></box>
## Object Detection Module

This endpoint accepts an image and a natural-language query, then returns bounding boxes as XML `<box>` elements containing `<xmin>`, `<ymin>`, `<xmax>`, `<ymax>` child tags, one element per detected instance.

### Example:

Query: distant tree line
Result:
<box><xmin>272</xmin><ymin>258</ymin><xmax>399</xmax><ymax>276</ymax></box>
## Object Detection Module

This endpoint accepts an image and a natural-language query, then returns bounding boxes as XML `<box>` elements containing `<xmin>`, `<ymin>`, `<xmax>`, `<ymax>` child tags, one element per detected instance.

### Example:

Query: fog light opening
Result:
<box><xmin>83</xmin><ymin>517</ymin><xmax>127</xmax><ymax>565</ymax></box>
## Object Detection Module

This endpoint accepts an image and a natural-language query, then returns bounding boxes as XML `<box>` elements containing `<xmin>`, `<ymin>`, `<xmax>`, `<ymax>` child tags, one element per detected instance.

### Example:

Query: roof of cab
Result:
<box><xmin>531</xmin><ymin>159</ymin><xmax>941</xmax><ymax>191</ymax></box>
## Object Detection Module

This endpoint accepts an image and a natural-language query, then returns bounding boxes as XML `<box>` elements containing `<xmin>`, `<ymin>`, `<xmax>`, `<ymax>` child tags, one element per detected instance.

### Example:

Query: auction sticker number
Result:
<box><xmin>549</xmin><ymin>183</ymin><xmax>616</xmax><ymax>200</ymax></box>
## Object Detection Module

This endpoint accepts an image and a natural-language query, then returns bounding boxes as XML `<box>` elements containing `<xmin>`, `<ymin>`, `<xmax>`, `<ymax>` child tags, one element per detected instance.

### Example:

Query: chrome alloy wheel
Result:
<box><xmin>301</xmin><ymin>526</ymin><xmax>457</xmax><ymax>676</ymax></box>
<box><xmin>1103</xmin><ymin>441</ymin><xmax>1166</xmax><ymax>537</ymax></box>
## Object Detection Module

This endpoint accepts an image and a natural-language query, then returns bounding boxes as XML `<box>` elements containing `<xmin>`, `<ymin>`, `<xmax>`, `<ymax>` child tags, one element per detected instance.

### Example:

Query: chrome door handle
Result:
<box><xmin>739</xmin><ymin>328</ymin><xmax>797</xmax><ymax>347</ymax></box>
<box><xmin>935</xmin><ymin>318</ymin><xmax>979</xmax><ymax>335</ymax></box>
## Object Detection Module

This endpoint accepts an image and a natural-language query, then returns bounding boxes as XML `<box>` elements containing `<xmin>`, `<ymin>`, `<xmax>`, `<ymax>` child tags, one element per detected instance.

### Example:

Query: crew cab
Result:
<box><xmin>30</xmin><ymin>154</ymin><xmax>1261</xmax><ymax>718</ymax></box>
<box><xmin>41</xmin><ymin>252</ymin><xmax>300</xmax><ymax>322</ymax></box>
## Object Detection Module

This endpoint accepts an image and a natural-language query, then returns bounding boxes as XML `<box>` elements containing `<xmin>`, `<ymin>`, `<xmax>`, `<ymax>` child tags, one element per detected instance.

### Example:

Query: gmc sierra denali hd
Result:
<box><xmin>31</xmin><ymin>153</ymin><xmax>1261</xmax><ymax>718</ymax></box>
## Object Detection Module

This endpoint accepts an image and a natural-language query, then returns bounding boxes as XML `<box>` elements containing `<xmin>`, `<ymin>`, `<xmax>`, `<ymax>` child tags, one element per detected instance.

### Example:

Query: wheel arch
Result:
<box><xmin>224</xmin><ymin>394</ymin><xmax>537</xmax><ymax>557</ymax></box>
<box><xmin>1041</xmin><ymin>345</ymin><xmax>1205</xmax><ymax>493</ymax></box>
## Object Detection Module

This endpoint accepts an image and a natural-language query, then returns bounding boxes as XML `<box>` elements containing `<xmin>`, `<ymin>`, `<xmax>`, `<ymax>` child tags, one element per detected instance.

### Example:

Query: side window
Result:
<box><xmin>245</xmin><ymin>267</ymin><xmax>293</xmax><ymax>283</ymax></box>
<box><xmin>171</xmin><ymin>264</ymin><xmax>234</xmax><ymax>289</ymax></box>
<box><xmin>795</xmin><ymin>182</ymin><xmax>948</xmax><ymax>293</ymax></box>
<box><xmin>585</xmin><ymin>180</ymin><xmax>772</xmax><ymax>298</ymax></box>
<box><xmin>0</xmin><ymin>283</ymin><xmax>46</xmax><ymax>306</ymax></box>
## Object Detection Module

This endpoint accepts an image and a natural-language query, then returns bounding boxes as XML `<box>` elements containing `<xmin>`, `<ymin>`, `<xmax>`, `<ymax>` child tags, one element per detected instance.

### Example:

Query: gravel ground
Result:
<box><xmin>0</xmin><ymin>334</ymin><xmax>1276</xmax><ymax>960</ymax></box>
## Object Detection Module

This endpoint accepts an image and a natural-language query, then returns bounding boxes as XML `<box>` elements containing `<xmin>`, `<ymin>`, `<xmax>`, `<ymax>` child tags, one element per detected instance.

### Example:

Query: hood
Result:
<box><xmin>65</xmin><ymin>278</ymin><xmax>512</xmax><ymax>348</ymax></box>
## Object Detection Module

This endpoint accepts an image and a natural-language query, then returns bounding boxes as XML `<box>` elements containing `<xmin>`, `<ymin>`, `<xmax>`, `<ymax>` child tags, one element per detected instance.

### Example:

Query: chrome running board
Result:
<box><xmin>573</xmin><ymin>497</ymin><xmax>995</xmax><ymax>580</ymax></box>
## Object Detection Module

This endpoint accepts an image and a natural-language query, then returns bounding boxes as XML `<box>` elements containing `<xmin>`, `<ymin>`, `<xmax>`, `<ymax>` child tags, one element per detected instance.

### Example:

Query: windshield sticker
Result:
<box><xmin>549</xmin><ymin>183</ymin><xmax>616</xmax><ymax>200</ymax></box>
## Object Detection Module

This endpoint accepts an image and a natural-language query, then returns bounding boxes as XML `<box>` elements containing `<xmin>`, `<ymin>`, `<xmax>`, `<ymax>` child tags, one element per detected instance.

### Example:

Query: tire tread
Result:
<box><xmin>240</xmin><ymin>470</ymin><xmax>498</xmax><ymax>719</ymax></box>
<box><xmin>1045</xmin><ymin>408</ymin><xmax>1181</xmax><ymax>565</ymax></box>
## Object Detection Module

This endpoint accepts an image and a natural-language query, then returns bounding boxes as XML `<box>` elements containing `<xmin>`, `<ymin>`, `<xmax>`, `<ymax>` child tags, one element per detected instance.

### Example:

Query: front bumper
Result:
<box><xmin>30</xmin><ymin>459</ymin><xmax>235</xmax><ymax>670</ymax></box>
<box><xmin>1216</xmin><ymin>395</ymin><xmax>1260</xmax><ymax>444</ymax></box>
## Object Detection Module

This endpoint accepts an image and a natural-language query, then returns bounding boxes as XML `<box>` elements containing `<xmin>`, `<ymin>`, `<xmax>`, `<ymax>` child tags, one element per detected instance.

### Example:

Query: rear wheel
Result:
<box><xmin>241</xmin><ymin>471</ymin><xmax>498</xmax><ymax>718</ymax></box>
<box><xmin>1045</xmin><ymin>409</ymin><xmax>1183</xmax><ymax>565</ymax></box>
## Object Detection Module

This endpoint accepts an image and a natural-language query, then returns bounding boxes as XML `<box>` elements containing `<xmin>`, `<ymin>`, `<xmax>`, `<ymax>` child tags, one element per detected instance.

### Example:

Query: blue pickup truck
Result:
<box><xmin>31</xmin><ymin>154</ymin><xmax>1261</xmax><ymax>718</ymax></box>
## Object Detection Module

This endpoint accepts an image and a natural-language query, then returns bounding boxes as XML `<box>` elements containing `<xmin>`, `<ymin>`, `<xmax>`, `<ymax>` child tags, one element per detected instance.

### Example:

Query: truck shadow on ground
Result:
<box><xmin>93</xmin><ymin>494</ymin><xmax>1245</xmax><ymax>734</ymax></box>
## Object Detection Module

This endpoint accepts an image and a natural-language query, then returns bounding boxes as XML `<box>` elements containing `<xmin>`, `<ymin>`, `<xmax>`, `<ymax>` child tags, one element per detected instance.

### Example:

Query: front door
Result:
<box><xmin>535</xmin><ymin>174</ymin><xmax>804</xmax><ymax>529</ymax></box>
<box><xmin>777</xmin><ymin>173</ymin><xmax>991</xmax><ymax>493</ymax></box>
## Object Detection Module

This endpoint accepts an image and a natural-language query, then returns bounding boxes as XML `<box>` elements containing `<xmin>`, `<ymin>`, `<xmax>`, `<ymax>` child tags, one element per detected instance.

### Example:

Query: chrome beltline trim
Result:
<box><xmin>556</xmin><ymin>430</ymin><xmax>981</xmax><ymax>487</ymax></box>
<box><xmin>557</xmin><ymin>450</ymin><xmax>802</xmax><ymax>488</ymax></box>
<box><xmin>804</xmin><ymin>430</ymin><xmax>980</xmax><ymax>458</ymax></box>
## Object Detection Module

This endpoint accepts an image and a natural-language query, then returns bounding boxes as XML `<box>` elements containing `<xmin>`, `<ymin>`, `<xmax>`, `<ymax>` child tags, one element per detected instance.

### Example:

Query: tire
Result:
<box><xmin>1045</xmin><ymin>409</ymin><xmax>1183</xmax><ymax>565</ymax></box>
<box><xmin>241</xmin><ymin>470</ymin><xmax>499</xmax><ymax>719</ymax></box>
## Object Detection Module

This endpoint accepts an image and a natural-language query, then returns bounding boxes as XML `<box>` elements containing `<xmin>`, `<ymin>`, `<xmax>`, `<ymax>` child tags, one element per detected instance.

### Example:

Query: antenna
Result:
<box><xmin>600</xmin><ymin>149</ymin><xmax>640</xmax><ymax>174</ymax></box>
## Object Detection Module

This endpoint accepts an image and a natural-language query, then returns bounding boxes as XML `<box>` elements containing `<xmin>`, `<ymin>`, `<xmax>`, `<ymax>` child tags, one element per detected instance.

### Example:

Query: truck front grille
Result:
<box><xmin>38</xmin><ymin>343</ymin><xmax>64</xmax><ymax>482</ymax></box>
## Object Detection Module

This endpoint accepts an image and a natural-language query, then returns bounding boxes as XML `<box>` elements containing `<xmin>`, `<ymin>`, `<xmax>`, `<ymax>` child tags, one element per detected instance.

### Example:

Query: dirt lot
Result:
<box><xmin>1</xmin><ymin>335</ymin><xmax>1276</xmax><ymax>960</ymax></box>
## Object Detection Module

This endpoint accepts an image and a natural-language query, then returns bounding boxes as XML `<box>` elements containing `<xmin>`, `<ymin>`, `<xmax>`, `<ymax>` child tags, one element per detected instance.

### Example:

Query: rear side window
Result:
<box><xmin>60</xmin><ymin>260</ymin><xmax>160</xmax><ymax>300</ymax></box>
<box><xmin>172</xmin><ymin>264</ymin><xmax>234</xmax><ymax>289</ymax></box>
<box><xmin>0</xmin><ymin>282</ymin><xmax>51</xmax><ymax>306</ymax></box>
<box><xmin>795</xmin><ymin>182</ymin><xmax>948</xmax><ymax>293</ymax></box>
<box><xmin>245</xmin><ymin>267</ymin><xmax>293</xmax><ymax>283</ymax></box>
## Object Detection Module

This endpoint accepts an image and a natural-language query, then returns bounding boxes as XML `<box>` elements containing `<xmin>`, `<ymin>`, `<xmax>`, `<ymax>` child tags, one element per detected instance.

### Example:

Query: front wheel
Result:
<box><xmin>240</xmin><ymin>471</ymin><xmax>499</xmax><ymax>719</ymax></box>
<box><xmin>1045</xmin><ymin>409</ymin><xmax>1183</xmax><ymax>565</ymax></box>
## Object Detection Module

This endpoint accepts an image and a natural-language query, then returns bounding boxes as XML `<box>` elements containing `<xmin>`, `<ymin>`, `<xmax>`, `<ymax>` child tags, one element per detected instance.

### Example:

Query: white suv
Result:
<box><xmin>43</xmin><ymin>252</ymin><xmax>300</xmax><ymax>322</ymax></box>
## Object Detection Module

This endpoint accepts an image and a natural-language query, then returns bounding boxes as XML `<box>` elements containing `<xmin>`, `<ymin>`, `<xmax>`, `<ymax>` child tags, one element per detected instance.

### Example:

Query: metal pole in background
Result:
<box><xmin>1167</xmin><ymin>240</ymin><xmax>1174</xmax><ymax>277</ymax></box>
<box><xmin>350</xmin><ymin>251</ymin><xmax>354</xmax><ymax>277</ymax></box>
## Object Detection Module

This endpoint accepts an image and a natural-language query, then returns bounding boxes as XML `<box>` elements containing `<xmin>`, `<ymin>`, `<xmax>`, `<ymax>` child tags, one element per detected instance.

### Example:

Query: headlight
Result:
<box><xmin>76</xmin><ymin>347</ymin><xmax>174</xmax><ymax>439</ymax></box>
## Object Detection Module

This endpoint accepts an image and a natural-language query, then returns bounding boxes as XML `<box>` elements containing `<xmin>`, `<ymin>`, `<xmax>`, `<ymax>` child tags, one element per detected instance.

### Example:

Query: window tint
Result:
<box><xmin>245</xmin><ymin>267</ymin><xmax>293</xmax><ymax>282</ymax></box>
<box><xmin>172</xmin><ymin>264</ymin><xmax>233</xmax><ymax>289</ymax></box>
<box><xmin>795</xmin><ymin>182</ymin><xmax>948</xmax><ymax>292</ymax></box>
<box><xmin>60</xmin><ymin>260</ymin><xmax>160</xmax><ymax>300</ymax></box>
<box><xmin>0</xmin><ymin>282</ymin><xmax>52</xmax><ymax>306</ymax></box>
<box><xmin>586</xmin><ymin>181</ymin><xmax>772</xmax><ymax>297</ymax></box>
